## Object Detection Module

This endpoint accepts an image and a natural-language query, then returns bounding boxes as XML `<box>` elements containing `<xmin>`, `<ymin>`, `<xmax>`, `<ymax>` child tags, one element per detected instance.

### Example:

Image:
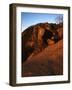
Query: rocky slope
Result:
<box><xmin>22</xmin><ymin>40</ymin><xmax>63</xmax><ymax>77</ymax></box>
<box><xmin>22</xmin><ymin>22</ymin><xmax>63</xmax><ymax>77</ymax></box>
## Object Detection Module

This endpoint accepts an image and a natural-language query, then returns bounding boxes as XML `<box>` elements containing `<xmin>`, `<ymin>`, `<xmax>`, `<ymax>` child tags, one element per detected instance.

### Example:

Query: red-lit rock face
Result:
<box><xmin>22</xmin><ymin>40</ymin><xmax>63</xmax><ymax>77</ymax></box>
<box><xmin>22</xmin><ymin>22</ymin><xmax>63</xmax><ymax>77</ymax></box>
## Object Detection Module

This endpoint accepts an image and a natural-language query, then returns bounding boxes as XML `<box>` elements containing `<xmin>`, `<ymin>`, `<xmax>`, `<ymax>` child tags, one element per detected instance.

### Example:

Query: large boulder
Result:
<box><xmin>22</xmin><ymin>22</ymin><xmax>61</xmax><ymax>62</ymax></box>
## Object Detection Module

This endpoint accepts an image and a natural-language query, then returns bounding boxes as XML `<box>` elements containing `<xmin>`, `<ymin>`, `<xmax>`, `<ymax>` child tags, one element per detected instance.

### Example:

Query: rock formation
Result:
<box><xmin>22</xmin><ymin>22</ymin><xmax>63</xmax><ymax>77</ymax></box>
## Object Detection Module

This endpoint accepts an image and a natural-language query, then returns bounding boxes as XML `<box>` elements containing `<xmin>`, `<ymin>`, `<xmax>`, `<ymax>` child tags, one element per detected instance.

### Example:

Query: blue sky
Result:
<box><xmin>21</xmin><ymin>12</ymin><xmax>63</xmax><ymax>32</ymax></box>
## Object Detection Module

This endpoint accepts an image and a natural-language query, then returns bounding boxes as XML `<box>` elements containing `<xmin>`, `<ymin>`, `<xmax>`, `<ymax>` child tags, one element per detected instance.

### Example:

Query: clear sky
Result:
<box><xmin>21</xmin><ymin>12</ymin><xmax>63</xmax><ymax>32</ymax></box>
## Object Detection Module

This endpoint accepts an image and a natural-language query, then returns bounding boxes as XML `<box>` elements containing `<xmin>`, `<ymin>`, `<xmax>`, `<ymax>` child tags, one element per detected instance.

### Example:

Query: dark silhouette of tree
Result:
<box><xmin>56</xmin><ymin>15</ymin><xmax>63</xmax><ymax>24</ymax></box>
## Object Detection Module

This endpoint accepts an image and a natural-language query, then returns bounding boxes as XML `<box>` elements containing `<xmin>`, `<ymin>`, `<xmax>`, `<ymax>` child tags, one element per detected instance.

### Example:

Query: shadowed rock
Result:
<box><xmin>22</xmin><ymin>22</ymin><xmax>62</xmax><ymax>62</ymax></box>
